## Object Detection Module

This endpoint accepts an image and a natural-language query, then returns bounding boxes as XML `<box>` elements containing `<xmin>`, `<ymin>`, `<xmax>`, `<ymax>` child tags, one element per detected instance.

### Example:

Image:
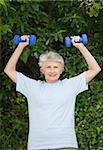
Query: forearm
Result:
<box><xmin>79</xmin><ymin>45</ymin><xmax>101</xmax><ymax>73</ymax></box>
<box><xmin>71</xmin><ymin>36</ymin><xmax>101</xmax><ymax>82</ymax></box>
<box><xmin>4</xmin><ymin>44</ymin><xmax>24</xmax><ymax>72</ymax></box>
<box><xmin>4</xmin><ymin>35</ymin><xmax>29</xmax><ymax>83</ymax></box>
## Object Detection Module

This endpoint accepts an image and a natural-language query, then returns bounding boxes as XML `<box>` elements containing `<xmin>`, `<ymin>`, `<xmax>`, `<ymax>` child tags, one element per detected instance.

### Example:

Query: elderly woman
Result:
<box><xmin>4</xmin><ymin>35</ymin><xmax>101</xmax><ymax>150</ymax></box>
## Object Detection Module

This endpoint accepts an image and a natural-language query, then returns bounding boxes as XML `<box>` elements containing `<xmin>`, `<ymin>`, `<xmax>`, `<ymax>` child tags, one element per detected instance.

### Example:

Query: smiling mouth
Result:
<box><xmin>48</xmin><ymin>74</ymin><xmax>57</xmax><ymax>77</ymax></box>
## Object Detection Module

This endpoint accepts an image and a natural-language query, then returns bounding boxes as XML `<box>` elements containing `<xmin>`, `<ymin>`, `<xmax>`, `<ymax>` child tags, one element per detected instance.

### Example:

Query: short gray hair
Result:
<box><xmin>39</xmin><ymin>51</ymin><xmax>64</xmax><ymax>70</ymax></box>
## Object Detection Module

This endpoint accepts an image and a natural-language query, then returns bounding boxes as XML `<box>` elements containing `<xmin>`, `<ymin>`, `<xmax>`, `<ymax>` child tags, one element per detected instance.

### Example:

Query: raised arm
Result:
<box><xmin>4</xmin><ymin>35</ymin><xmax>29</xmax><ymax>83</ymax></box>
<box><xmin>71</xmin><ymin>36</ymin><xmax>101</xmax><ymax>83</ymax></box>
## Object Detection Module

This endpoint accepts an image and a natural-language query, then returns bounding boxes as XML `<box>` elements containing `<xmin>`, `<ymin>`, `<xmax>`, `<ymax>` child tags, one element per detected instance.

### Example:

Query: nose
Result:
<box><xmin>50</xmin><ymin>67</ymin><xmax>55</xmax><ymax>73</ymax></box>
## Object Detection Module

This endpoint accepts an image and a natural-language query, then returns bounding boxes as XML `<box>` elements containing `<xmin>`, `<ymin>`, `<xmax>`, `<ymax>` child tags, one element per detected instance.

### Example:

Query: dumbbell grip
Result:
<box><xmin>20</xmin><ymin>39</ymin><xmax>27</xmax><ymax>42</ymax></box>
<box><xmin>72</xmin><ymin>37</ymin><xmax>83</xmax><ymax>43</ymax></box>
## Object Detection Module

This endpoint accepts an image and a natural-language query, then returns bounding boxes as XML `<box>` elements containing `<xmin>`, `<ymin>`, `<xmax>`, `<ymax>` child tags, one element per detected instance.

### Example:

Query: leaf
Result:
<box><xmin>0</xmin><ymin>0</ymin><xmax>8</xmax><ymax>16</ymax></box>
<box><xmin>20</xmin><ymin>48</ymin><xmax>30</xmax><ymax>63</ymax></box>
<box><xmin>58</xmin><ymin>33</ymin><xmax>63</xmax><ymax>42</ymax></box>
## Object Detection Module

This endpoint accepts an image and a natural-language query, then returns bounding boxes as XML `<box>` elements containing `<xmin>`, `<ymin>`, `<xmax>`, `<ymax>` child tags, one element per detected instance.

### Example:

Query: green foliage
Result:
<box><xmin>80</xmin><ymin>0</ymin><xmax>103</xmax><ymax>17</ymax></box>
<box><xmin>0</xmin><ymin>0</ymin><xmax>103</xmax><ymax>149</ymax></box>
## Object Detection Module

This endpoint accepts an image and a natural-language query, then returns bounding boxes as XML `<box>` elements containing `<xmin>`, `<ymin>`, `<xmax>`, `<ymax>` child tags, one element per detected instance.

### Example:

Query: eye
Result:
<box><xmin>54</xmin><ymin>66</ymin><xmax>58</xmax><ymax>68</ymax></box>
<box><xmin>46</xmin><ymin>66</ymin><xmax>51</xmax><ymax>68</ymax></box>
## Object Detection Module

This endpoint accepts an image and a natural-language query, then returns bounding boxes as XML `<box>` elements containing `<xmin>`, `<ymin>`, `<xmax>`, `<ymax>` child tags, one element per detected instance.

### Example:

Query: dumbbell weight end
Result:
<box><xmin>29</xmin><ymin>35</ymin><xmax>36</xmax><ymax>45</ymax></box>
<box><xmin>65</xmin><ymin>37</ymin><xmax>72</xmax><ymax>47</ymax></box>
<box><xmin>80</xmin><ymin>34</ymin><xmax>88</xmax><ymax>45</ymax></box>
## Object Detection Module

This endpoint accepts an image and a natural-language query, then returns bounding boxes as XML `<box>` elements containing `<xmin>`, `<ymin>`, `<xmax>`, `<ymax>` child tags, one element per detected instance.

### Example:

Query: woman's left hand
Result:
<box><xmin>71</xmin><ymin>36</ymin><xmax>85</xmax><ymax>49</ymax></box>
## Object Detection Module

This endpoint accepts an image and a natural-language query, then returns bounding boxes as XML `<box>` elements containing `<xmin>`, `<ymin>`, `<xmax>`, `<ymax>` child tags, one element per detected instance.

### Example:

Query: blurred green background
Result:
<box><xmin>0</xmin><ymin>0</ymin><xmax>103</xmax><ymax>149</ymax></box>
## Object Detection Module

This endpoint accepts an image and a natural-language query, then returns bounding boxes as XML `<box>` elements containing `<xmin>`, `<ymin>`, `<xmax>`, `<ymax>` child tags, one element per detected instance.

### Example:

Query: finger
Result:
<box><xmin>21</xmin><ymin>36</ymin><xmax>26</xmax><ymax>40</ymax></box>
<box><xmin>24</xmin><ymin>35</ymin><xmax>29</xmax><ymax>40</ymax></box>
<box><xmin>76</xmin><ymin>36</ymin><xmax>80</xmax><ymax>42</ymax></box>
<box><xmin>21</xmin><ymin>35</ymin><xmax>29</xmax><ymax>43</ymax></box>
<box><xmin>72</xmin><ymin>36</ymin><xmax>80</xmax><ymax>42</ymax></box>
<box><xmin>70</xmin><ymin>36</ymin><xmax>73</xmax><ymax>39</ymax></box>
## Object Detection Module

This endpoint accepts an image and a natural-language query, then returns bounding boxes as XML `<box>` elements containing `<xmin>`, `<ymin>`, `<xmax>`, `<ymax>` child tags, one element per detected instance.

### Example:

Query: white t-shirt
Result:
<box><xmin>16</xmin><ymin>71</ymin><xmax>88</xmax><ymax>150</ymax></box>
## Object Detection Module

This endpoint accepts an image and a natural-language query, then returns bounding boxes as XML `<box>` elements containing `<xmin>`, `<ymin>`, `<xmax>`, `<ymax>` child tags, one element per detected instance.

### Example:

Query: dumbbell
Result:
<box><xmin>14</xmin><ymin>35</ymin><xmax>36</xmax><ymax>45</ymax></box>
<box><xmin>65</xmin><ymin>34</ymin><xmax>88</xmax><ymax>47</ymax></box>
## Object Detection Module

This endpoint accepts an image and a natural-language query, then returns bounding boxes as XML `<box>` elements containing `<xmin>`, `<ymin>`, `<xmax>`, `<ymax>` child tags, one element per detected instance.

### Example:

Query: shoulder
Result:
<box><xmin>16</xmin><ymin>72</ymin><xmax>33</xmax><ymax>81</ymax></box>
<box><xmin>61</xmin><ymin>72</ymin><xmax>87</xmax><ymax>84</ymax></box>
<box><xmin>16</xmin><ymin>71</ymin><xmax>41</xmax><ymax>85</ymax></box>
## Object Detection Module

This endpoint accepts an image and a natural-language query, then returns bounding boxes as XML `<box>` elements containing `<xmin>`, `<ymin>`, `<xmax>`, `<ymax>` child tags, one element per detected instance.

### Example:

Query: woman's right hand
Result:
<box><xmin>19</xmin><ymin>35</ymin><xmax>30</xmax><ymax>47</ymax></box>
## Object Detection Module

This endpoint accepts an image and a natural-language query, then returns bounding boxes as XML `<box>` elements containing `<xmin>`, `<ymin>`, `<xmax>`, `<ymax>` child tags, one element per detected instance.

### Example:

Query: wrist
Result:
<box><xmin>78</xmin><ymin>44</ymin><xmax>86</xmax><ymax>51</ymax></box>
<box><xmin>17</xmin><ymin>44</ymin><xmax>25</xmax><ymax>50</ymax></box>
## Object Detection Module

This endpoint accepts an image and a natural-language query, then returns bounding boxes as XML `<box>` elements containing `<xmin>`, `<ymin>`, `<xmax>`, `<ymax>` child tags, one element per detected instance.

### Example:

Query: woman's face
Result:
<box><xmin>41</xmin><ymin>60</ymin><xmax>62</xmax><ymax>83</ymax></box>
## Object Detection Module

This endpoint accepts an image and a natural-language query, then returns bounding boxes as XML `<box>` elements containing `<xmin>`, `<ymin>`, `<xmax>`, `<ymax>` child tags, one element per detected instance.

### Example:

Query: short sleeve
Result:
<box><xmin>16</xmin><ymin>72</ymin><xmax>34</xmax><ymax>98</ymax></box>
<box><xmin>69</xmin><ymin>71</ymin><xmax>88</xmax><ymax>95</ymax></box>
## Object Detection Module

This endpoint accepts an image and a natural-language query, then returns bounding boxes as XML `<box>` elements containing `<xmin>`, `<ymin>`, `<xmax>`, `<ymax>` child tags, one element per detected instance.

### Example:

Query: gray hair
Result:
<box><xmin>38</xmin><ymin>51</ymin><xmax>64</xmax><ymax>71</ymax></box>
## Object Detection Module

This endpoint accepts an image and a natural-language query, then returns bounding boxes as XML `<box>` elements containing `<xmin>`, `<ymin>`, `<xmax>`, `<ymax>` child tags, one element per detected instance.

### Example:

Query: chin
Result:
<box><xmin>47</xmin><ymin>78</ymin><xmax>59</xmax><ymax>83</ymax></box>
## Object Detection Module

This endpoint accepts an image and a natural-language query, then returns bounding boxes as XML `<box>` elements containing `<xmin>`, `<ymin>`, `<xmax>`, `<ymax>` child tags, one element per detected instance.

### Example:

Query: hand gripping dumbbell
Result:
<box><xmin>14</xmin><ymin>35</ymin><xmax>36</xmax><ymax>45</ymax></box>
<box><xmin>65</xmin><ymin>34</ymin><xmax>88</xmax><ymax>47</ymax></box>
